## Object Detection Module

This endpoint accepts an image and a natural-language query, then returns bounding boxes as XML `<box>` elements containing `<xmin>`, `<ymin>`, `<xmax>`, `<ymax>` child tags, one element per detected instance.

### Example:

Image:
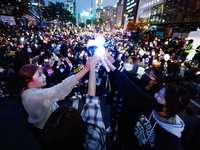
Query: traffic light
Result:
<box><xmin>90</xmin><ymin>13</ymin><xmax>94</xmax><ymax>19</ymax></box>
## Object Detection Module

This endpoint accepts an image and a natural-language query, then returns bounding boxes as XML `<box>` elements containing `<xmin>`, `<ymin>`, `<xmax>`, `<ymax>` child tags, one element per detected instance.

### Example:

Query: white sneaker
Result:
<box><xmin>106</xmin><ymin>126</ymin><xmax>118</xmax><ymax>134</ymax></box>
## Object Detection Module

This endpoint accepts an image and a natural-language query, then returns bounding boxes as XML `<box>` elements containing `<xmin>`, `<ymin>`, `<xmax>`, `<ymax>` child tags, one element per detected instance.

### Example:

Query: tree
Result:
<box><xmin>177</xmin><ymin>0</ymin><xmax>200</xmax><ymax>22</ymax></box>
<box><xmin>43</xmin><ymin>2</ymin><xmax>76</xmax><ymax>25</ymax></box>
<box><xmin>0</xmin><ymin>0</ymin><xmax>30</xmax><ymax>19</ymax></box>
<box><xmin>79</xmin><ymin>23</ymin><xmax>85</xmax><ymax>28</ymax></box>
<box><xmin>138</xmin><ymin>18</ymin><xmax>145</xmax><ymax>29</ymax></box>
<box><xmin>138</xmin><ymin>18</ymin><xmax>149</xmax><ymax>30</ymax></box>
<box><xmin>127</xmin><ymin>19</ymin><xmax>137</xmax><ymax>31</ymax></box>
<box><xmin>92</xmin><ymin>18</ymin><xmax>103</xmax><ymax>26</ymax></box>
<box><xmin>86</xmin><ymin>19</ymin><xmax>91</xmax><ymax>25</ymax></box>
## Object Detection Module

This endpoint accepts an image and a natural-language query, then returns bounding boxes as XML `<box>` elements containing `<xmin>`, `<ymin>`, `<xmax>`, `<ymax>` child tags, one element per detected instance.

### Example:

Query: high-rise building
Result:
<box><xmin>33</xmin><ymin>0</ymin><xmax>45</xmax><ymax>7</ymax></box>
<box><xmin>136</xmin><ymin>0</ymin><xmax>180</xmax><ymax>23</ymax></box>
<box><xmin>100</xmin><ymin>5</ymin><xmax>117</xmax><ymax>28</ymax></box>
<box><xmin>149</xmin><ymin>0</ymin><xmax>182</xmax><ymax>24</ymax></box>
<box><xmin>147</xmin><ymin>0</ymin><xmax>198</xmax><ymax>39</ymax></box>
<box><xmin>116</xmin><ymin>0</ymin><xmax>127</xmax><ymax>27</ymax></box>
<box><xmin>136</xmin><ymin>0</ymin><xmax>164</xmax><ymax>23</ymax></box>
<box><xmin>95</xmin><ymin>0</ymin><xmax>103</xmax><ymax>18</ymax></box>
<box><xmin>65</xmin><ymin>0</ymin><xmax>76</xmax><ymax>17</ymax></box>
<box><xmin>126</xmin><ymin>0</ymin><xmax>139</xmax><ymax>20</ymax></box>
<box><xmin>78</xmin><ymin>12</ymin><xmax>84</xmax><ymax>24</ymax></box>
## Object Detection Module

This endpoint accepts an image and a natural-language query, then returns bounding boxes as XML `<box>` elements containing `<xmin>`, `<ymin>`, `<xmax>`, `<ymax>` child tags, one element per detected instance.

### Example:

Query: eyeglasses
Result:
<box><xmin>146</xmin><ymin>72</ymin><xmax>157</xmax><ymax>79</ymax></box>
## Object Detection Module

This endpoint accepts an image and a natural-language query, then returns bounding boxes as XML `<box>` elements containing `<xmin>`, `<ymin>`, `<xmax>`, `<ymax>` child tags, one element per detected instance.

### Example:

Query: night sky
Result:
<box><xmin>45</xmin><ymin>0</ymin><xmax>118</xmax><ymax>18</ymax></box>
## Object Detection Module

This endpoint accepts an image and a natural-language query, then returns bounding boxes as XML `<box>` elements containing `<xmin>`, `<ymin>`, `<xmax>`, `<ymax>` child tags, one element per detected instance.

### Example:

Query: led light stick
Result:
<box><xmin>95</xmin><ymin>46</ymin><xmax>110</xmax><ymax>72</ymax></box>
<box><xmin>87</xmin><ymin>35</ymin><xmax>110</xmax><ymax>72</ymax></box>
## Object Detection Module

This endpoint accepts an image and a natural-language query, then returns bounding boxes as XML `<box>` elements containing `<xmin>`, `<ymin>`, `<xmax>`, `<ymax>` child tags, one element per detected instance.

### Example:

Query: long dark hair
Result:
<box><xmin>126</xmin><ymin>56</ymin><xmax>139</xmax><ymax>74</ymax></box>
<box><xmin>164</xmin><ymin>84</ymin><xmax>191</xmax><ymax>117</ymax></box>
<box><xmin>41</xmin><ymin>106</ymin><xmax>87</xmax><ymax>150</ymax></box>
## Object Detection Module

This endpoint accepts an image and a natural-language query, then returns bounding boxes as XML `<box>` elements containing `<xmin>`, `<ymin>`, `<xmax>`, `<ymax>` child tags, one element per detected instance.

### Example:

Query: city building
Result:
<box><xmin>78</xmin><ymin>12</ymin><xmax>84</xmax><ymax>24</ymax></box>
<box><xmin>126</xmin><ymin>0</ymin><xmax>139</xmax><ymax>20</ymax></box>
<box><xmin>136</xmin><ymin>0</ymin><xmax>181</xmax><ymax>23</ymax></box>
<box><xmin>95</xmin><ymin>0</ymin><xmax>103</xmax><ymax>18</ymax></box>
<box><xmin>136</xmin><ymin>0</ymin><xmax>164</xmax><ymax>23</ymax></box>
<box><xmin>116</xmin><ymin>0</ymin><xmax>127</xmax><ymax>27</ymax></box>
<box><xmin>100</xmin><ymin>5</ymin><xmax>117</xmax><ymax>28</ymax></box>
<box><xmin>65</xmin><ymin>0</ymin><xmax>76</xmax><ymax>17</ymax></box>
<box><xmin>149</xmin><ymin>0</ymin><xmax>200</xmax><ymax>39</ymax></box>
<box><xmin>33</xmin><ymin>0</ymin><xmax>45</xmax><ymax>7</ymax></box>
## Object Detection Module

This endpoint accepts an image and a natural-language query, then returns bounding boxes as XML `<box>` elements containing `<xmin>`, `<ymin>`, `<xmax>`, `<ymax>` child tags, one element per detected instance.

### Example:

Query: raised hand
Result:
<box><xmin>105</xmin><ymin>51</ymin><xmax>114</xmax><ymax>62</ymax></box>
<box><xmin>84</xmin><ymin>59</ymin><xmax>90</xmax><ymax>72</ymax></box>
<box><xmin>104</xmin><ymin>59</ymin><xmax>116</xmax><ymax>71</ymax></box>
<box><xmin>89</xmin><ymin>55</ymin><xmax>98</xmax><ymax>68</ymax></box>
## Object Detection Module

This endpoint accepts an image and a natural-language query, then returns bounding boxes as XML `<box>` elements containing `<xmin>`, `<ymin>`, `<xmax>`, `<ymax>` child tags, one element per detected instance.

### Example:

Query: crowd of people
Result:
<box><xmin>0</xmin><ymin>21</ymin><xmax>200</xmax><ymax>150</ymax></box>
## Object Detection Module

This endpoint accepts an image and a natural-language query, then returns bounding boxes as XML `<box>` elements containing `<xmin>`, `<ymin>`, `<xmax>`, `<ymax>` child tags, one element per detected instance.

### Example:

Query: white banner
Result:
<box><xmin>22</xmin><ymin>13</ymin><xmax>36</xmax><ymax>22</ymax></box>
<box><xmin>0</xmin><ymin>15</ymin><xmax>15</xmax><ymax>25</ymax></box>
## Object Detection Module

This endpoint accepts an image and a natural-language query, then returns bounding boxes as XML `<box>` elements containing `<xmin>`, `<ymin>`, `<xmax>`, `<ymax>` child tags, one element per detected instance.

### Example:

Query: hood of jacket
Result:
<box><xmin>152</xmin><ymin>110</ymin><xmax>184</xmax><ymax>138</ymax></box>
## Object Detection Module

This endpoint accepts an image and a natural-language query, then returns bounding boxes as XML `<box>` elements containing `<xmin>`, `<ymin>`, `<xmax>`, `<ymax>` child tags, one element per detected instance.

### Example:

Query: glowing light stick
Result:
<box><xmin>87</xmin><ymin>35</ymin><xmax>110</xmax><ymax>72</ymax></box>
<box><xmin>95</xmin><ymin>46</ymin><xmax>110</xmax><ymax>72</ymax></box>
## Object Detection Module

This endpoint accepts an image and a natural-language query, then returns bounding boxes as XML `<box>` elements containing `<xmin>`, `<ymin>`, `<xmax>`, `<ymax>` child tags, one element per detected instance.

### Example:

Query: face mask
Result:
<box><xmin>141</xmin><ymin>74</ymin><xmax>151</xmax><ymax>85</ymax></box>
<box><xmin>44</xmin><ymin>59</ymin><xmax>49</xmax><ymax>63</ymax></box>
<box><xmin>41</xmin><ymin>52</ymin><xmax>44</xmax><ymax>55</ymax></box>
<box><xmin>0</xmin><ymin>69</ymin><xmax>4</xmax><ymax>72</ymax></box>
<box><xmin>124</xmin><ymin>63</ymin><xmax>133</xmax><ymax>71</ymax></box>
<box><xmin>27</xmin><ymin>48</ymin><xmax>32</xmax><ymax>53</ymax></box>
<box><xmin>60</xmin><ymin>69</ymin><xmax>65</xmax><ymax>73</ymax></box>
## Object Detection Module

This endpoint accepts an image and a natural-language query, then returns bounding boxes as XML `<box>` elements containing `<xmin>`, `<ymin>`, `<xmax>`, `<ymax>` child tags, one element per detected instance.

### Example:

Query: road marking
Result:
<box><xmin>190</xmin><ymin>99</ymin><xmax>200</xmax><ymax>108</ymax></box>
<box><xmin>72</xmin><ymin>99</ymin><xmax>79</xmax><ymax>110</ymax></box>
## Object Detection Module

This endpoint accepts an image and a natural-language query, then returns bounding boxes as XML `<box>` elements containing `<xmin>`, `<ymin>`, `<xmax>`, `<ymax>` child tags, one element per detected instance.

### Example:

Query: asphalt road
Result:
<box><xmin>0</xmin><ymin>95</ymin><xmax>199</xmax><ymax>150</ymax></box>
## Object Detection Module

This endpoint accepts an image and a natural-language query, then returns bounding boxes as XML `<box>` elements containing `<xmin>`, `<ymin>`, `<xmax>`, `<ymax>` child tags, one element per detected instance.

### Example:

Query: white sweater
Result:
<box><xmin>21</xmin><ymin>75</ymin><xmax>78</xmax><ymax>129</ymax></box>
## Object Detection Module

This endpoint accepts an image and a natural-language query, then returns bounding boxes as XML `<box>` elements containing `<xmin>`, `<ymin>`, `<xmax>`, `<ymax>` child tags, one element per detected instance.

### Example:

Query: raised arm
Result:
<box><xmin>104</xmin><ymin>59</ymin><xmax>161</xmax><ymax>109</ymax></box>
<box><xmin>88</xmin><ymin>55</ymin><xmax>98</xmax><ymax>96</ymax></box>
<box><xmin>74</xmin><ymin>59</ymin><xmax>90</xmax><ymax>81</ymax></box>
<box><xmin>81</xmin><ymin>55</ymin><xmax>106</xmax><ymax>150</ymax></box>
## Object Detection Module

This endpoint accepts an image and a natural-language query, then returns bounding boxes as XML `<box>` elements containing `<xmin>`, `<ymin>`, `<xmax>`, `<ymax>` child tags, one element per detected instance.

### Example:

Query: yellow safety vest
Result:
<box><xmin>184</xmin><ymin>43</ymin><xmax>192</xmax><ymax>53</ymax></box>
<box><xmin>184</xmin><ymin>43</ymin><xmax>199</xmax><ymax>54</ymax></box>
